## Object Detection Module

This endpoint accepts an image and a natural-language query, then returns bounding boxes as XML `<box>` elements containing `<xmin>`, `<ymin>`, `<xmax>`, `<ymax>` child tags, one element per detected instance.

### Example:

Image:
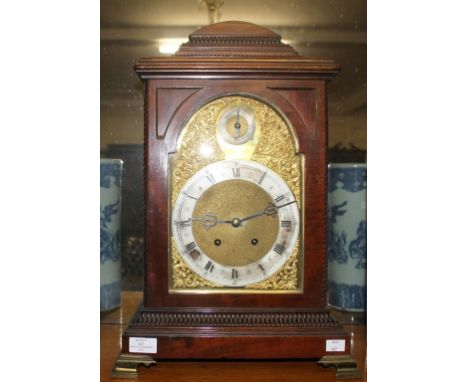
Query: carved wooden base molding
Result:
<box><xmin>119</xmin><ymin>306</ymin><xmax>351</xmax><ymax>360</ymax></box>
<box><xmin>131</xmin><ymin>307</ymin><xmax>341</xmax><ymax>329</ymax></box>
<box><xmin>113</xmin><ymin>306</ymin><xmax>358</xmax><ymax>379</ymax></box>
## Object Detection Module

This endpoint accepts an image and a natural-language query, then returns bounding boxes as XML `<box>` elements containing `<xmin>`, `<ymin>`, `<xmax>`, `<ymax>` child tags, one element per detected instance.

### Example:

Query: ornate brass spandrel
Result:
<box><xmin>171</xmin><ymin>237</ymin><xmax>222</xmax><ymax>289</ymax></box>
<box><xmin>170</xmin><ymin>95</ymin><xmax>303</xmax><ymax>291</ymax></box>
<box><xmin>251</xmin><ymin>103</ymin><xmax>302</xmax><ymax>204</ymax></box>
<box><xmin>171</xmin><ymin>101</ymin><xmax>225</xmax><ymax>207</ymax></box>
<box><xmin>248</xmin><ymin>241</ymin><xmax>299</xmax><ymax>290</ymax></box>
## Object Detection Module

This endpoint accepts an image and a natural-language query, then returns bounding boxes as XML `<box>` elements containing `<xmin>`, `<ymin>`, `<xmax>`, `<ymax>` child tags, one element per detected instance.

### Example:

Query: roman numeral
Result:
<box><xmin>258</xmin><ymin>171</ymin><xmax>267</xmax><ymax>184</ymax></box>
<box><xmin>232</xmin><ymin>269</ymin><xmax>239</xmax><ymax>279</ymax></box>
<box><xmin>206</xmin><ymin>173</ymin><xmax>216</xmax><ymax>184</ymax></box>
<box><xmin>275</xmin><ymin>194</ymin><xmax>286</xmax><ymax>203</ymax></box>
<box><xmin>185</xmin><ymin>242</ymin><xmax>197</xmax><ymax>252</ymax></box>
<box><xmin>204</xmin><ymin>260</ymin><xmax>214</xmax><ymax>273</ymax></box>
<box><xmin>232</xmin><ymin>167</ymin><xmax>240</xmax><ymax>177</ymax></box>
<box><xmin>185</xmin><ymin>194</ymin><xmax>198</xmax><ymax>200</ymax></box>
<box><xmin>273</xmin><ymin>243</ymin><xmax>286</xmax><ymax>255</ymax></box>
<box><xmin>176</xmin><ymin>220</ymin><xmax>191</xmax><ymax>227</ymax></box>
<box><xmin>258</xmin><ymin>264</ymin><xmax>266</xmax><ymax>274</ymax></box>
<box><xmin>281</xmin><ymin>220</ymin><xmax>292</xmax><ymax>228</ymax></box>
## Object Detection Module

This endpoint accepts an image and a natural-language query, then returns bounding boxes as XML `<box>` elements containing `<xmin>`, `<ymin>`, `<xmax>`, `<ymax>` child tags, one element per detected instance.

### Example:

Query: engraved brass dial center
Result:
<box><xmin>192</xmin><ymin>180</ymin><xmax>279</xmax><ymax>267</ymax></box>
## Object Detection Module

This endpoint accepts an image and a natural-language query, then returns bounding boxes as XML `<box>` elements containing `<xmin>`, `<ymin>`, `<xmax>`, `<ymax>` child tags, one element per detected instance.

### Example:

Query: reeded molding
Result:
<box><xmin>134</xmin><ymin>21</ymin><xmax>340</xmax><ymax>77</ymax></box>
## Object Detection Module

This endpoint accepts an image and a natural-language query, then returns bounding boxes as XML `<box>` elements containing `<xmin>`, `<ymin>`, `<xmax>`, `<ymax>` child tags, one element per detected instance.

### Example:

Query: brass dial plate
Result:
<box><xmin>172</xmin><ymin>160</ymin><xmax>299</xmax><ymax>287</ymax></box>
<box><xmin>169</xmin><ymin>95</ymin><xmax>303</xmax><ymax>291</ymax></box>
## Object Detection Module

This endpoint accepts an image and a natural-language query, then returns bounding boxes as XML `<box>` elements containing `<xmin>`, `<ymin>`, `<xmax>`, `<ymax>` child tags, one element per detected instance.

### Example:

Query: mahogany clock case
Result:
<box><xmin>143</xmin><ymin>77</ymin><xmax>331</xmax><ymax>309</ymax></box>
<box><xmin>116</xmin><ymin>22</ymin><xmax>353</xmax><ymax>365</ymax></box>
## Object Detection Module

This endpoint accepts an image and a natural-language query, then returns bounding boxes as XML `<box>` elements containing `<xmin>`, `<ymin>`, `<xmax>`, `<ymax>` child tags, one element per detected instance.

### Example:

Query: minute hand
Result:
<box><xmin>240</xmin><ymin>200</ymin><xmax>296</xmax><ymax>223</ymax></box>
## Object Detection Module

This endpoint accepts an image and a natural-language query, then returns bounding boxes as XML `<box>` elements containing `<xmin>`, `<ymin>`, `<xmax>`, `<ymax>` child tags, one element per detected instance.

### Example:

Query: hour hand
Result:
<box><xmin>190</xmin><ymin>213</ymin><xmax>230</xmax><ymax>230</ymax></box>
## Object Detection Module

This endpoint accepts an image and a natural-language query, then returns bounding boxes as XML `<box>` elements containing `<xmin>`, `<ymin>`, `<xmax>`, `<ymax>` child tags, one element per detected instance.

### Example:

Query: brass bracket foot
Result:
<box><xmin>318</xmin><ymin>355</ymin><xmax>361</xmax><ymax>379</ymax></box>
<box><xmin>112</xmin><ymin>353</ymin><xmax>157</xmax><ymax>379</ymax></box>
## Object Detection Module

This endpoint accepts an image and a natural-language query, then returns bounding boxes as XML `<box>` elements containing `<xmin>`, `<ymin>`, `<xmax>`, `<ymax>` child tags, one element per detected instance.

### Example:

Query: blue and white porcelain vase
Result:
<box><xmin>327</xmin><ymin>163</ymin><xmax>367</xmax><ymax>312</ymax></box>
<box><xmin>100</xmin><ymin>158</ymin><xmax>123</xmax><ymax>311</ymax></box>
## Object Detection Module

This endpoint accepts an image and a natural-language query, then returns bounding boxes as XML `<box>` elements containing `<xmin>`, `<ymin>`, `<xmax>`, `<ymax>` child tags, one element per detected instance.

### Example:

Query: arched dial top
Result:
<box><xmin>172</xmin><ymin>160</ymin><xmax>300</xmax><ymax>287</ymax></box>
<box><xmin>170</xmin><ymin>95</ymin><xmax>303</xmax><ymax>290</ymax></box>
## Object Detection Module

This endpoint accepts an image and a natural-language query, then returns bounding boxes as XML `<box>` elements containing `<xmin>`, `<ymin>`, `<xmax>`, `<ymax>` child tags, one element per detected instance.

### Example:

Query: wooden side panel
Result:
<box><xmin>271</xmin><ymin>87</ymin><xmax>317</xmax><ymax>139</ymax></box>
<box><xmin>156</xmin><ymin>87</ymin><xmax>201</xmax><ymax>137</ymax></box>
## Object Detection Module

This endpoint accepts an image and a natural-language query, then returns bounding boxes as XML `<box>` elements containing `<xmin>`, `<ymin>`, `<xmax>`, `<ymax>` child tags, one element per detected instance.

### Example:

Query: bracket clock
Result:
<box><xmin>113</xmin><ymin>21</ymin><xmax>359</xmax><ymax>379</ymax></box>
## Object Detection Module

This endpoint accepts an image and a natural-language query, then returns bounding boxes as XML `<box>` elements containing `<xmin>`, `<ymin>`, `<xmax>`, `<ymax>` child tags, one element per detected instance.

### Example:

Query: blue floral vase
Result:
<box><xmin>100</xmin><ymin>158</ymin><xmax>123</xmax><ymax>311</ymax></box>
<box><xmin>328</xmin><ymin>163</ymin><xmax>367</xmax><ymax>312</ymax></box>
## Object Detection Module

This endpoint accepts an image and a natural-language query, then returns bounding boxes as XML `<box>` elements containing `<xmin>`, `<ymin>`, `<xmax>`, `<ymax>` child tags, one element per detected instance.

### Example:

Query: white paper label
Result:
<box><xmin>129</xmin><ymin>337</ymin><xmax>157</xmax><ymax>353</ymax></box>
<box><xmin>326</xmin><ymin>339</ymin><xmax>345</xmax><ymax>352</ymax></box>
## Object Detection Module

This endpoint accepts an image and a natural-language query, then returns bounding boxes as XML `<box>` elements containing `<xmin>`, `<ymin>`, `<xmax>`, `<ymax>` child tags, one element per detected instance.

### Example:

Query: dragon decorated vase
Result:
<box><xmin>327</xmin><ymin>163</ymin><xmax>367</xmax><ymax>312</ymax></box>
<box><xmin>100</xmin><ymin>158</ymin><xmax>123</xmax><ymax>311</ymax></box>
